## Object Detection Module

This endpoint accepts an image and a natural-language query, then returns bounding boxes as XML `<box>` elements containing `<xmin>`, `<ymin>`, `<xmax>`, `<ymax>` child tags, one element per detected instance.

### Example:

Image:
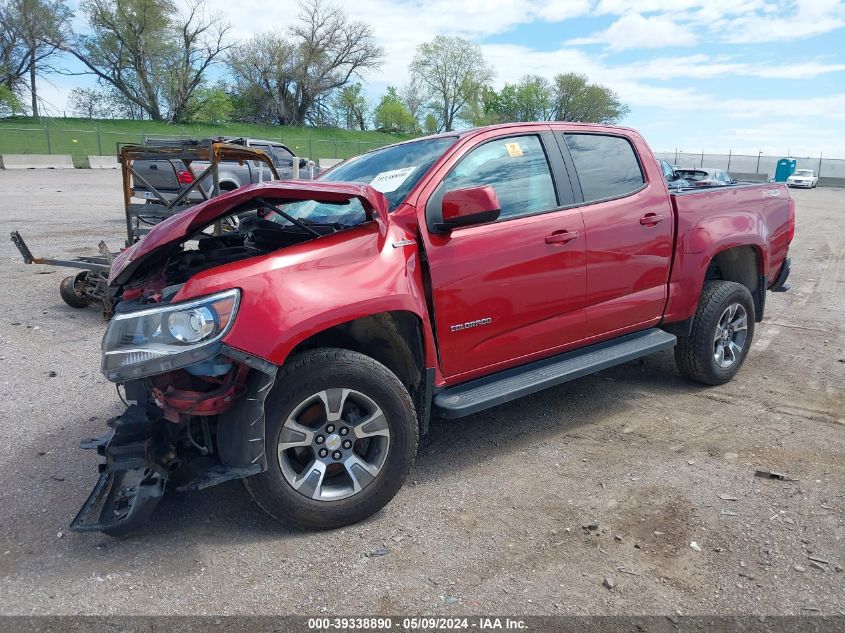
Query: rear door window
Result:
<box><xmin>564</xmin><ymin>133</ymin><xmax>644</xmax><ymax>202</ymax></box>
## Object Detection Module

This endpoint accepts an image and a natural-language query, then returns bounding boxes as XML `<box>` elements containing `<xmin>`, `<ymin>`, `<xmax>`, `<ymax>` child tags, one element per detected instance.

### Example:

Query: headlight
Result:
<box><xmin>101</xmin><ymin>289</ymin><xmax>240</xmax><ymax>382</ymax></box>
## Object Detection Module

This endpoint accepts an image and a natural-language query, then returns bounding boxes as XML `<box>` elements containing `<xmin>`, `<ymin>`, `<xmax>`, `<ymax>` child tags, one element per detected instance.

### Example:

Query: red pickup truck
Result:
<box><xmin>70</xmin><ymin>122</ymin><xmax>794</xmax><ymax>535</ymax></box>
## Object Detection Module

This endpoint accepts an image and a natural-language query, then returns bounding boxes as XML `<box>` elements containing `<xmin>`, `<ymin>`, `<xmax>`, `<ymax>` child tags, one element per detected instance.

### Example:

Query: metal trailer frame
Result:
<box><xmin>119</xmin><ymin>138</ymin><xmax>280</xmax><ymax>246</ymax></box>
<box><xmin>10</xmin><ymin>139</ymin><xmax>281</xmax><ymax>318</ymax></box>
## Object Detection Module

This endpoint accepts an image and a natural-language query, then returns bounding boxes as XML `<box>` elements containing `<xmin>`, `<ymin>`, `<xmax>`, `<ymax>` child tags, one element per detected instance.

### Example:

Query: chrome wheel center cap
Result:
<box><xmin>325</xmin><ymin>434</ymin><xmax>342</xmax><ymax>451</ymax></box>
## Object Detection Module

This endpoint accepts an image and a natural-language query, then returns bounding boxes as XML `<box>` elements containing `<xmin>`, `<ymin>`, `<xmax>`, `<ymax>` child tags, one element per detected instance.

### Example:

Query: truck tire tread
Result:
<box><xmin>244</xmin><ymin>348</ymin><xmax>418</xmax><ymax>530</ymax></box>
<box><xmin>674</xmin><ymin>280</ymin><xmax>755</xmax><ymax>386</ymax></box>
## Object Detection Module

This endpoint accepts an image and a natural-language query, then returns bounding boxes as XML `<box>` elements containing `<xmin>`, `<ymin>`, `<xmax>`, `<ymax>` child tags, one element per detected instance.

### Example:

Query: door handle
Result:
<box><xmin>545</xmin><ymin>230</ymin><xmax>579</xmax><ymax>245</ymax></box>
<box><xmin>639</xmin><ymin>213</ymin><xmax>665</xmax><ymax>226</ymax></box>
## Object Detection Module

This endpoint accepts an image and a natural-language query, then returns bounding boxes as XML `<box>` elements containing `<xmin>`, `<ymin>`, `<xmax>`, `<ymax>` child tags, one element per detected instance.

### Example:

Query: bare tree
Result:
<box><xmin>227</xmin><ymin>0</ymin><xmax>382</xmax><ymax>126</ymax></box>
<box><xmin>399</xmin><ymin>78</ymin><xmax>424</xmax><ymax>127</ymax></box>
<box><xmin>0</xmin><ymin>0</ymin><xmax>70</xmax><ymax>116</ymax></box>
<box><xmin>409</xmin><ymin>35</ymin><xmax>493</xmax><ymax>132</ymax></box>
<box><xmin>63</xmin><ymin>0</ymin><xmax>230</xmax><ymax>122</ymax></box>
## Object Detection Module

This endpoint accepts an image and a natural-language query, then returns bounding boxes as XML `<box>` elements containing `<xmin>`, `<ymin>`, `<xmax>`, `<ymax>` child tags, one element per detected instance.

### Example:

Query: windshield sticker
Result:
<box><xmin>505</xmin><ymin>142</ymin><xmax>523</xmax><ymax>157</ymax></box>
<box><xmin>369</xmin><ymin>166</ymin><xmax>417</xmax><ymax>193</ymax></box>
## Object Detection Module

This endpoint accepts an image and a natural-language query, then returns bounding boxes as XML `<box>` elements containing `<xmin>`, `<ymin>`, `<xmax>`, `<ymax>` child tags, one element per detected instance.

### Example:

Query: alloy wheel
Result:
<box><xmin>713</xmin><ymin>302</ymin><xmax>748</xmax><ymax>369</ymax></box>
<box><xmin>277</xmin><ymin>388</ymin><xmax>390</xmax><ymax>502</ymax></box>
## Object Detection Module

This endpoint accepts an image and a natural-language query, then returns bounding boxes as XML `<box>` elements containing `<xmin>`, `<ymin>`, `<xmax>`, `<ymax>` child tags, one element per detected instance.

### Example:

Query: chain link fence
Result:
<box><xmin>654</xmin><ymin>150</ymin><xmax>845</xmax><ymax>180</ymax></box>
<box><xmin>0</xmin><ymin>125</ymin><xmax>391</xmax><ymax>163</ymax></box>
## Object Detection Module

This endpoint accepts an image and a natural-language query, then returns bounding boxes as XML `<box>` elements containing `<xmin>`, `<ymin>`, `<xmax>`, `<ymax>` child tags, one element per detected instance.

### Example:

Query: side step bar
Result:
<box><xmin>433</xmin><ymin>328</ymin><xmax>677</xmax><ymax>418</ymax></box>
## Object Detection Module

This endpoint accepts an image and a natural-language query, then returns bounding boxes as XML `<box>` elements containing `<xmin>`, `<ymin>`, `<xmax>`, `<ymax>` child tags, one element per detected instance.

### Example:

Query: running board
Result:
<box><xmin>433</xmin><ymin>329</ymin><xmax>677</xmax><ymax>418</ymax></box>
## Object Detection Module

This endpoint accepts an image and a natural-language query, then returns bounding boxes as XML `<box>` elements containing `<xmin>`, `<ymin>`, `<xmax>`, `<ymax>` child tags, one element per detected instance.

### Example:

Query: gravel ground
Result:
<box><xmin>0</xmin><ymin>170</ymin><xmax>842</xmax><ymax>616</ymax></box>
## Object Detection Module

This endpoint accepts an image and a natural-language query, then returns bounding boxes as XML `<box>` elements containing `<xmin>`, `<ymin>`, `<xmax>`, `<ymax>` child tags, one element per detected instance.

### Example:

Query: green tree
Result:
<box><xmin>551</xmin><ymin>72</ymin><xmax>629</xmax><ymax>123</ymax></box>
<box><xmin>189</xmin><ymin>82</ymin><xmax>233</xmax><ymax>123</ymax></box>
<box><xmin>410</xmin><ymin>35</ymin><xmax>493</xmax><ymax>132</ymax></box>
<box><xmin>333</xmin><ymin>82</ymin><xmax>367</xmax><ymax>130</ymax></box>
<box><xmin>423</xmin><ymin>112</ymin><xmax>438</xmax><ymax>135</ymax></box>
<box><xmin>65</xmin><ymin>0</ymin><xmax>230</xmax><ymax>122</ymax></box>
<box><xmin>0</xmin><ymin>82</ymin><xmax>23</xmax><ymax>116</ymax></box>
<box><xmin>372</xmin><ymin>86</ymin><xmax>417</xmax><ymax>133</ymax></box>
<box><xmin>0</xmin><ymin>0</ymin><xmax>71</xmax><ymax>116</ymax></box>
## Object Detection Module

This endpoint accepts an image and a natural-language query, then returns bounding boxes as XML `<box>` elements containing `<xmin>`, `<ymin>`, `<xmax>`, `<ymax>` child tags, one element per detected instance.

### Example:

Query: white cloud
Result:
<box><xmin>565</xmin><ymin>13</ymin><xmax>698</xmax><ymax>51</ymax></box>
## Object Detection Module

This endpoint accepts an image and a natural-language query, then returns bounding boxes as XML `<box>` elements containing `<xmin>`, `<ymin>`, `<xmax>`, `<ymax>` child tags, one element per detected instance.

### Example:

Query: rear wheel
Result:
<box><xmin>674</xmin><ymin>280</ymin><xmax>755</xmax><ymax>385</ymax></box>
<box><xmin>59</xmin><ymin>272</ymin><xmax>91</xmax><ymax>308</ymax></box>
<box><xmin>244</xmin><ymin>348</ymin><xmax>418</xmax><ymax>530</ymax></box>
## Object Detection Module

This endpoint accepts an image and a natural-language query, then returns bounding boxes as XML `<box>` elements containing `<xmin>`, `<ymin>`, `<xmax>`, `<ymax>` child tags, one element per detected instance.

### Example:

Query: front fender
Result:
<box><xmin>173</xmin><ymin>221</ymin><xmax>438</xmax><ymax>370</ymax></box>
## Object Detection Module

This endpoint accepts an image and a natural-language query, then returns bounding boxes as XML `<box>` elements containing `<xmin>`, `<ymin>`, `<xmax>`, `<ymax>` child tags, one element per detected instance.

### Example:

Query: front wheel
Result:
<box><xmin>244</xmin><ymin>348</ymin><xmax>418</xmax><ymax>530</ymax></box>
<box><xmin>674</xmin><ymin>280</ymin><xmax>755</xmax><ymax>385</ymax></box>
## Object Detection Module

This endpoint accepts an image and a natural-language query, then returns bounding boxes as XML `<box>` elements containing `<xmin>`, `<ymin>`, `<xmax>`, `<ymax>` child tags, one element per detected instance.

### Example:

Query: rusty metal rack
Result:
<box><xmin>119</xmin><ymin>138</ymin><xmax>280</xmax><ymax>245</ymax></box>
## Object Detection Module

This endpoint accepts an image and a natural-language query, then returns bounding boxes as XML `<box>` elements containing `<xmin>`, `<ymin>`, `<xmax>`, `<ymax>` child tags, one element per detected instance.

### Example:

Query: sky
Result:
<box><xmin>38</xmin><ymin>0</ymin><xmax>845</xmax><ymax>157</ymax></box>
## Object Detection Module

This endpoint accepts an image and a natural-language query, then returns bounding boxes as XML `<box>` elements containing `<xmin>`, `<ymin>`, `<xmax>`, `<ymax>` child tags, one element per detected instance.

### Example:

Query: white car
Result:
<box><xmin>787</xmin><ymin>169</ymin><xmax>818</xmax><ymax>188</ymax></box>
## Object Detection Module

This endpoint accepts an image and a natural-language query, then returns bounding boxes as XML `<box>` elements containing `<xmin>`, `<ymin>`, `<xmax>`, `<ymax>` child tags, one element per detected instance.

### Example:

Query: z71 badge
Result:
<box><xmin>450</xmin><ymin>317</ymin><xmax>492</xmax><ymax>332</ymax></box>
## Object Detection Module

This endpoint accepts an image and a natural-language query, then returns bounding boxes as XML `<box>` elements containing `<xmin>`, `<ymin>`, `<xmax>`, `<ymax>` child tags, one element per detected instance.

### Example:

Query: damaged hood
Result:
<box><xmin>109</xmin><ymin>180</ymin><xmax>389</xmax><ymax>285</ymax></box>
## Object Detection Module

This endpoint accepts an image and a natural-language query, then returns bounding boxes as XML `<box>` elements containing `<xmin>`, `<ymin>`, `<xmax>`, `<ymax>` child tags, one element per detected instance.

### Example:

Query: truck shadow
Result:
<box><xmin>129</xmin><ymin>348</ymin><xmax>699</xmax><ymax>540</ymax></box>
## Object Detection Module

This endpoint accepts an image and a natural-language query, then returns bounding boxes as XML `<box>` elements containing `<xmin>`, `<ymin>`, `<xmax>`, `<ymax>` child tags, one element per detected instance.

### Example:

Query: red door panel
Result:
<box><xmin>581</xmin><ymin>188</ymin><xmax>673</xmax><ymax>335</ymax></box>
<box><xmin>426</xmin><ymin>210</ymin><xmax>586</xmax><ymax>379</ymax></box>
<box><xmin>559</xmin><ymin>130</ymin><xmax>673</xmax><ymax>337</ymax></box>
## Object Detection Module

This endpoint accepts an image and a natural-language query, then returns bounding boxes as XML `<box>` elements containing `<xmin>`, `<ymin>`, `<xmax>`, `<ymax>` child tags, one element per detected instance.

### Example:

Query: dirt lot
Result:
<box><xmin>0</xmin><ymin>170</ymin><xmax>842</xmax><ymax>616</ymax></box>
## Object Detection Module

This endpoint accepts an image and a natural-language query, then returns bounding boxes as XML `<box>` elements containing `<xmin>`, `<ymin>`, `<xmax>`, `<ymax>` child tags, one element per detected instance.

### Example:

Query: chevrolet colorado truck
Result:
<box><xmin>70</xmin><ymin>122</ymin><xmax>794</xmax><ymax>535</ymax></box>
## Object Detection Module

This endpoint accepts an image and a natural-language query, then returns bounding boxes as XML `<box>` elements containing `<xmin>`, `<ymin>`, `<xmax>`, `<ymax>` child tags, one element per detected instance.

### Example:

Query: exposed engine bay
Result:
<box><xmin>120</xmin><ymin>197</ymin><xmax>365</xmax><ymax>306</ymax></box>
<box><xmin>71</xmin><ymin>195</ymin><xmax>369</xmax><ymax>536</ymax></box>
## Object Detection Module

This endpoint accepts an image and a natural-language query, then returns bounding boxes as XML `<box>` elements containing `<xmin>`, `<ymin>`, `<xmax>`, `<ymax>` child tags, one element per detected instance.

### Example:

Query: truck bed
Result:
<box><xmin>663</xmin><ymin>182</ymin><xmax>792</xmax><ymax>323</ymax></box>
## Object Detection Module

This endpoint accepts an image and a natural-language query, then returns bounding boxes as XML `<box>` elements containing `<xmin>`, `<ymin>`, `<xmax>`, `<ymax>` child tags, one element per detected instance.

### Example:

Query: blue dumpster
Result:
<box><xmin>773</xmin><ymin>159</ymin><xmax>796</xmax><ymax>182</ymax></box>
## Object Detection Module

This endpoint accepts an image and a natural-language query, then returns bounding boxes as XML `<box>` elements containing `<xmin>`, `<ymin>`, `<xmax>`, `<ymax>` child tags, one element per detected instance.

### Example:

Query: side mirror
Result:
<box><xmin>299</xmin><ymin>158</ymin><xmax>308</xmax><ymax>169</ymax></box>
<box><xmin>730</xmin><ymin>178</ymin><xmax>738</xmax><ymax>184</ymax></box>
<box><xmin>436</xmin><ymin>186</ymin><xmax>501</xmax><ymax>232</ymax></box>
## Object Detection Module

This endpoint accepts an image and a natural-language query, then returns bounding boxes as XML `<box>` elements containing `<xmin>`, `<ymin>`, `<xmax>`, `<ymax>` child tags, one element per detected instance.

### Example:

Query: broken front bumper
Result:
<box><xmin>70</xmin><ymin>349</ymin><xmax>276</xmax><ymax>536</ymax></box>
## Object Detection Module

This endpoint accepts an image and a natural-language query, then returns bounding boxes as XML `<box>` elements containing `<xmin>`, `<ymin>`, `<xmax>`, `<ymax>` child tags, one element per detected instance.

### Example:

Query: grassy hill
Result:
<box><xmin>0</xmin><ymin>117</ymin><xmax>413</xmax><ymax>166</ymax></box>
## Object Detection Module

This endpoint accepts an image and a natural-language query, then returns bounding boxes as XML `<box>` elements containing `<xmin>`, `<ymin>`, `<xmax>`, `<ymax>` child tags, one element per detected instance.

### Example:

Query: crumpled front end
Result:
<box><xmin>70</xmin><ymin>346</ymin><xmax>276</xmax><ymax>536</ymax></box>
<box><xmin>71</xmin><ymin>185</ymin><xmax>385</xmax><ymax>535</ymax></box>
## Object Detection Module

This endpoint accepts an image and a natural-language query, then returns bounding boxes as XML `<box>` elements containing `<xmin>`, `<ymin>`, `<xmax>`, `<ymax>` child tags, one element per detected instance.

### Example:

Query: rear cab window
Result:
<box><xmin>563</xmin><ymin>133</ymin><xmax>645</xmax><ymax>203</ymax></box>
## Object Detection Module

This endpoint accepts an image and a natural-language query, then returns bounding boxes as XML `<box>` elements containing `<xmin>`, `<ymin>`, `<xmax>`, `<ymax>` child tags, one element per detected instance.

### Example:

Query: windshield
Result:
<box><xmin>794</xmin><ymin>170</ymin><xmax>813</xmax><ymax>176</ymax></box>
<box><xmin>319</xmin><ymin>136</ymin><xmax>458</xmax><ymax>211</ymax></box>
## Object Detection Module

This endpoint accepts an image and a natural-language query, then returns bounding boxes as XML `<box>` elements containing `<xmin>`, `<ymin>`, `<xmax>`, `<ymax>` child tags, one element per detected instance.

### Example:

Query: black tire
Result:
<box><xmin>244</xmin><ymin>348</ymin><xmax>418</xmax><ymax>530</ymax></box>
<box><xmin>59</xmin><ymin>272</ymin><xmax>91</xmax><ymax>308</ymax></box>
<box><xmin>674</xmin><ymin>280</ymin><xmax>755</xmax><ymax>386</ymax></box>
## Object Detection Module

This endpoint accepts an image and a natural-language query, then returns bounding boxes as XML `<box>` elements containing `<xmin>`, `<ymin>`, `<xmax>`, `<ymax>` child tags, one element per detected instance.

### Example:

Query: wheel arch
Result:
<box><xmin>704</xmin><ymin>245</ymin><xmax>766</xmax><ymax>321</ymax></box>
<box><xmin>285</xmin><ymin>311</ymin><xmax>433</xmax><ymax>434</ymax></box>
<box><xmin>218</xmin><ymin>179</ymin><xmax>240</xmax><ymax>192</ymax></box>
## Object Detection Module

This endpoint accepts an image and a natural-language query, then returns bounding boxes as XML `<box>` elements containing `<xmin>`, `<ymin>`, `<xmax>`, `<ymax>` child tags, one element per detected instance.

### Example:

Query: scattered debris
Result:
<box><xmin>443</xmin><ymin>596</ymin><xmax>458</xmax><ymax>606</ymax></box>
<box><xmin>720</xmin><ymin>510</ymin><xmax>738</xmax><ymax>517</ymax></box>
<box><xmin>603</xmin><ymin>576</ymin><xmax>616</xmax><ymax>590</ymax></box>
<box><xmin>718</xmin><ymin>494</ymin><xmax>738</xmax><ymax>501</ymax></box>
<box><xmin>614</xmin><ymin>534</ymin><xmax>623</xmax><ymax>542</ymax></box>
<box><xmin>367</xmin><ymin>547</ymin><xmax>390</xmax><ymax>558</ymax></box>
<box><xmin>617</xmin><ymin>567</ymin><xmax>642</xmax><ymax>577</ymax></box>
<box><xmin>809</xmin><ymin>561</ymin><xmax>827</xmax><ymax>571</ymax></box>
<box><xmin>690</xmin><ymin>541</ymin><xmax>702</xmax><ymax>552</ymax></box>
<box><xmin>56</xmin><ymin>531</ymin><xmax>63</xmax><ymax>538</ymax></box>
<box><xmin>794</xmin><ymin>565</ymin><xmax>806</xmax><ymax>573</ymax></box>
<box><xmin>755</xmin><ymin>469</ymin><xmax>797</xmax><ymax>481</ymax></box>
<box><xmin>808</xmin><ymin>555</ymin><xmax>830</xmax><ymax>565</ymax></box>
<box><xmin>687</xmin><ymin>460</ymin><xmax>695</xmax><ymax>465</ymax></box>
